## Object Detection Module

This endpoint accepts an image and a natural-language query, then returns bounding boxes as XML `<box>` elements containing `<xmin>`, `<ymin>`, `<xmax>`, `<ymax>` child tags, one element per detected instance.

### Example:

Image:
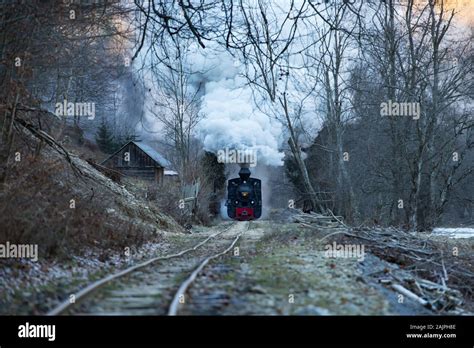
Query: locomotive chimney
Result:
<box><xmin>238</xmin><ymin>163</ymin><xmax>251</xmax><ymax>180</ymax></box>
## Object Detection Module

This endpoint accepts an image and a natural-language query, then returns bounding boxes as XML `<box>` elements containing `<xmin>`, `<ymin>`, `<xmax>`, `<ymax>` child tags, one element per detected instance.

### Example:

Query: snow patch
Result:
<box><xmin>432</xmin><ymin>227</ymin><xmax>474</xmax><ymax>239</ymax></box>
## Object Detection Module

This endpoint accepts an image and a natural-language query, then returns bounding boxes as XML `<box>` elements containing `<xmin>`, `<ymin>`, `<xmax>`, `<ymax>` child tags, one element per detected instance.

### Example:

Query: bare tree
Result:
<box><xmin>148</xmin><ymin>36</ymin><xmax>203</xmax><ymax>183</ymax></box>
<box><xmin>0</xmin><ymin>1</ymin><xmax>136</xmax><ymax>183</ymax></box>
<box><xmin>230</xmin><ymin>0</ymin><xmax>328</xmax><ymax>212</ymax></box>
<box><xmin>352</xmin><ymin>0</ymin><xmax>473</xmax><ymax>229</ymax></box>
<box><xmin>305</xmin><ymin>1</ymin><xmax>362</xmax><ymax>221</ymax></box>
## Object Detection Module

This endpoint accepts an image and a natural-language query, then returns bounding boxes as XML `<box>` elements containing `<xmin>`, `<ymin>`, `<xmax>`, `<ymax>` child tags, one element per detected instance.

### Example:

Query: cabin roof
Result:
<box><xmin>132</xmin><ymin>141</ymin><xmax>171</xmax><ymax>168</ymax></box>
<box><xmin>102</xmin><ymin>141</ymin><xmax>171</xmax><ymax>168</ymax></box>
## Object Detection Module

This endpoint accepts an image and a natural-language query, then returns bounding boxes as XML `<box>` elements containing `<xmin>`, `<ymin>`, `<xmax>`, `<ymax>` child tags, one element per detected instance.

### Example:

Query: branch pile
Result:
<box><xmin>343</xmin><ymin>227</ymin><xmax>472</xmax><ymax>314</ymax></box>
<box><xmin>297</xmin><ymin>214</ymin><xmax>472</xmax><ymax>313</ymax></box>
<box><xmin>293</xmin><ymin>211</ymin><xmax>346</xmax><ymax>228</ymax></box>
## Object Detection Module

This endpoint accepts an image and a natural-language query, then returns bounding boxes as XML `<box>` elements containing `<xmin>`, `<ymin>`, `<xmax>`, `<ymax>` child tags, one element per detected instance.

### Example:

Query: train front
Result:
<box><xmin>226</xmin><ymin>166</ymin><xmax>262</xmax><ymax>221</ymax></box>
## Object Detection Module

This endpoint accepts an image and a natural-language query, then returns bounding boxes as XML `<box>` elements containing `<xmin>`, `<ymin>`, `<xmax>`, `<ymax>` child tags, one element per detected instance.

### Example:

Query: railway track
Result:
<box><xmin>47</xmin><ymin>221</ymin><xmax>248</xmax><ymax>316</ymax></box>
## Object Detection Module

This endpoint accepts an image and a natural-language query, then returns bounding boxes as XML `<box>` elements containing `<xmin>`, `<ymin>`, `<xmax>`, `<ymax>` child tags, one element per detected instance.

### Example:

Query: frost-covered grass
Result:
<box><xmin>0</xmin><ymin>238</ymin><xmax>173</xmax><ymax>315</ymax></box>
<box><xmin>195</xmin><ymin>222</ymin><xmax>391</xmax><ymax>315</ymax></box>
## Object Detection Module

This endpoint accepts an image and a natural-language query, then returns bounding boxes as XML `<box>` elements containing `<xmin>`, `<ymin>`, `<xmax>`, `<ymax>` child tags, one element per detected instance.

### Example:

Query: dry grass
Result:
<box><xmin>0</xmin><ymin>129</ymin><xmax>181</xmax><ymax>260</ymax></box>
<box><xmin>0</xmin><ymin>155</ymin><xmax>143</xmax><ymax>258</ymax></box>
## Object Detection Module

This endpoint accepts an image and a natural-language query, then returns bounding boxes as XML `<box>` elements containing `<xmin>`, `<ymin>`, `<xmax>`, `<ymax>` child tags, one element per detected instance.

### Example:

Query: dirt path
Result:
<box><xmin>180</xmin><ymin>221</ymin><xmax>393</xmax><ymax>315</ymax></box>
<box><xmin>4</xmin><ymin>220</ymin><xmax>467</xmax><ymax>315</ymax></box>
<box><xmin>53</xmin><ymin>220</ymin><xmax>450</xmax><ymax>315</ymax></box>
<box><xmin>178</xmin><ymin>220</ymin><xmax>461</xmax><ymax>315</ymax></box>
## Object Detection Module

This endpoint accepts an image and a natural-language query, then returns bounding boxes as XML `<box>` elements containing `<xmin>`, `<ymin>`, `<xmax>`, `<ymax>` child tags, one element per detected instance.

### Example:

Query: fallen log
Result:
<box><xmin>391</xmin><ymin>283</ymin><xmax>432</xmax><ymax>309</ymax></box>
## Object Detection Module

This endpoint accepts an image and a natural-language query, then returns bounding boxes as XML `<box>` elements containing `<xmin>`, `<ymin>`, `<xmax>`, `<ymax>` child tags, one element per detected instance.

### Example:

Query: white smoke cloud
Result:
<box><xmin>196</xmin><ymin>48</ymin><xmax>284</xmax><ymax>167</ymax></box>
<box><xmin>198</xmin><ymin>79</ymin><xmax>284</xmax><ymax>166</ymax></box>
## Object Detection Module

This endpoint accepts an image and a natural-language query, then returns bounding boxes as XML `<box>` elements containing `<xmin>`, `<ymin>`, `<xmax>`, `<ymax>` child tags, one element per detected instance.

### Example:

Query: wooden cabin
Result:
<box><xmin>101</xmin><ymin>141</ymin><xmax>172</xmax><ymax>184</ymax></box>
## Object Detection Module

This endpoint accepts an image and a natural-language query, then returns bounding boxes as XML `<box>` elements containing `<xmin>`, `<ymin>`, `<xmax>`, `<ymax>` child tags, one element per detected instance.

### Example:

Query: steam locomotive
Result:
<box><xmin>226</xmin><ymin>167</ymin><xmax>262</xmax><ymax>221</ymax></box>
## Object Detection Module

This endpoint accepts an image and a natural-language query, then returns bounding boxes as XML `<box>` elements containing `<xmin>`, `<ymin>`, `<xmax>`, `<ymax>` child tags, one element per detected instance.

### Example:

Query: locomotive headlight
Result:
<box><xmin>241</xmin><ymin>192</ymin><xmax>249</xmax><ymax>198</ymax></box>
<box><xmin>251</xmin><ymin>200</ymin><xmax>255</xmax><ymax>205</ymax></box>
